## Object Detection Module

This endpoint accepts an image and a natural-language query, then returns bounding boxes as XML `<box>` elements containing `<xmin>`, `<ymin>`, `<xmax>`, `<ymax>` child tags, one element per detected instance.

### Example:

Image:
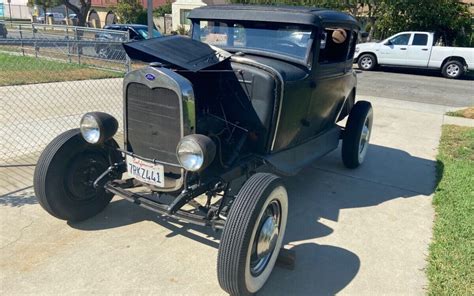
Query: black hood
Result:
<box><xmin>123</xmin><ymin>35</ymin><xmax>231</xmax><ymax>72</ymax></box>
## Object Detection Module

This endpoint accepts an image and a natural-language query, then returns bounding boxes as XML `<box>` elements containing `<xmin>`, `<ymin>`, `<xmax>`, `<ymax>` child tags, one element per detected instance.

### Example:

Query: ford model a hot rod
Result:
<box><xmin>34</xmin><ymin>5</ymin><xmax>373</xmax><ymax>295</ymax></box>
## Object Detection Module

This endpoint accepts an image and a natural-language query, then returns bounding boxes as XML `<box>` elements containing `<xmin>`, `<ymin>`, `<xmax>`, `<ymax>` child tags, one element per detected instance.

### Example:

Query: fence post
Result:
<box><xmin>33</xmin><ymin>24</ymin><xmax>38</xmax><ymax>58</ymax></box>
<box><xmin>75</xmin><ymin>27</ymin><xmax>80</xmax><ymax>64</ymax></box>
<box><xmin>125</xmin><ymin>32</ymin><xmax>131</xmax><ymax>72</ymax></box>
<box><xmin>66</xmin><ymin>25</ymin><xmax>71</xmax><ymax>63</ymax></box>
<box><xmin>19</xmin><ymin>24</ymin><xmax>25</xmax><ymax>56</ymax></box>
<box><xmin>67</xmin><ymin>35</ymin><xmax>72</xmax><ymax>63</ymax></box>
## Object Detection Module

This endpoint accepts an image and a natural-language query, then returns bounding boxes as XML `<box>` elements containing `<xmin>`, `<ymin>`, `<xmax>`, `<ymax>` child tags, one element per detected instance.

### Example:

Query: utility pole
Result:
<box><xmin>7</xmin><ymin>0</ymin><xmax>12</xmax><ymax>25</ymax></box>
<box><xmin>147</xmin><ymin>0</ymin><xmax>153</xmax><ymax>39</ymax></box>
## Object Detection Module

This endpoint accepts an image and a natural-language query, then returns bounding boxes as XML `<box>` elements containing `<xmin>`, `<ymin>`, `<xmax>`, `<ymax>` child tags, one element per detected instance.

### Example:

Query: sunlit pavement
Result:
<box><xmin>1</xmin><ymin>94</ymin><xmax>455</xmax><ymax>295</ymax></box>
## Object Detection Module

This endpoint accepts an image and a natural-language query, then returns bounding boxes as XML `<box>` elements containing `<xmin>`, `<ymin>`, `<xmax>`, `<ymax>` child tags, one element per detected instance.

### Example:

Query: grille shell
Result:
<box><xmin>126</xmin><ymin>83</ymin><xmax>181</xmax><ymax>165</ymax></box>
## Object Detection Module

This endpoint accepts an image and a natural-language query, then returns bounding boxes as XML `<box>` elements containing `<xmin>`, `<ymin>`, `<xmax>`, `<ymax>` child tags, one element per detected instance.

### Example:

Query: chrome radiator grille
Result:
<box><xmin>126</xmin><ymin>83</ymin><xmax>181</xmax><ymax>165</ymax></box>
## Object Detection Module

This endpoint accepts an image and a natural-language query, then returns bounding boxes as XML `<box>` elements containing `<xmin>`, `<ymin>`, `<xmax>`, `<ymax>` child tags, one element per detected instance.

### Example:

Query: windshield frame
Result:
<box><xmin>191</xmin><ymin>19</ymin><xmax>315</xmax><ymax>68</ymax></box>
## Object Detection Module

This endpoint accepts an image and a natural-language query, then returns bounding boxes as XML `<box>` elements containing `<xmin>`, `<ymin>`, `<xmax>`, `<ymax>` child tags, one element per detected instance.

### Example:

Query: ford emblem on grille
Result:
<box><xmin>145</xmin><ymin>73</ymin><xmax>156</xmax><ymax>81</ymax></box>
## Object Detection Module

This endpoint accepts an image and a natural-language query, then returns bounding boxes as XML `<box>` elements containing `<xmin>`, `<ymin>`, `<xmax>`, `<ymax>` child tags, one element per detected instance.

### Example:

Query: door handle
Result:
<box><xmin>400</xmin><ymin>48</ymin><xmax>407</xmax><ymax>50</ymax></box>
<box><xmin>422</xmin><ymin>48</ymin><xmax>429</xmax><ymax>51</ymax></box>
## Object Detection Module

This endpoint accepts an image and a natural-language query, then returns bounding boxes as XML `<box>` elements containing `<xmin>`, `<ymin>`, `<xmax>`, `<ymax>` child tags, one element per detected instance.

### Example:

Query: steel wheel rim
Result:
<box><xmin>358</xmin><ymin>116</ymin><xmax>371</xmax><ymax>163</ymax></box>
<box><xmin>250</xmin><ymin>200</ymin><xmax>281</xmax><ymax>276</ymax></box>
<box><xmin>361</xmin><ymin>56</ymin><xmax>372</xmax><ymax>69</ymax></box>
<box><xmin>98</xmin><ymin>48</ymin><xmax>108</xmax><ymax>59</ymax></box>
<box><xmin>446</xmin><ymin>64</ymin><xmax>459</xmax><ymax>77</ymax></box>
<box><xmin>65</xmin><ymin>153</ymin><xmax>107</xmax><ymax>201</ymax></box>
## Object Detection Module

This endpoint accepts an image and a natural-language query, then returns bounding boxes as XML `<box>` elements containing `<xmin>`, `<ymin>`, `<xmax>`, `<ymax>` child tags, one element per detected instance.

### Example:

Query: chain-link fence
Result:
<box><xmin>0</xmin><ymin>21</ymin><xmax>132</xmax><ymax>195</ymax></box>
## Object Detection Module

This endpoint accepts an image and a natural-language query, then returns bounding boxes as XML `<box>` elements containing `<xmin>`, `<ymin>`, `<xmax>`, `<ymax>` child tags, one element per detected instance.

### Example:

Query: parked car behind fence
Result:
<box><xmin>95</xmin><ymin>24</ymin><xmax>161</xmax><ymax>59</ymax></box>
<box><xmin>37</xmin><ymin>12</ymin><xmax>66</xmax><ymax>25</ymax></box>
<box><xmin>0</xmin><ymin>22</ymin><xmax>7</xmax><ymax>38</ymax></box>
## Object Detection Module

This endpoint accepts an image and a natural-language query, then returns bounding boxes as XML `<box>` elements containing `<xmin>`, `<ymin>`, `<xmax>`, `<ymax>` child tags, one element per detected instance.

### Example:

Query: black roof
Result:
<box><xmin>188</xmin><ymin>5</ymin><xmax>359</xmax><ymax>28</ymax></box>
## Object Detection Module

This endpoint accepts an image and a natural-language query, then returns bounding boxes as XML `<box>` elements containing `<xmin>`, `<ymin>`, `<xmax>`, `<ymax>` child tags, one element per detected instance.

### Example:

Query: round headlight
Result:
<box><xmin>80</xmin><ymin>114</ymin><xmax>100</xmax><ymax>144</ymax></box>
<box><xmin>80</xmin><ymin>112</ymin><xmax>118</xmax><ymax>144</ymax></box>
<box><xmin>177</xmin><ymin>135</ymin><xmax>216</xmax><ymax>172</ymax></box>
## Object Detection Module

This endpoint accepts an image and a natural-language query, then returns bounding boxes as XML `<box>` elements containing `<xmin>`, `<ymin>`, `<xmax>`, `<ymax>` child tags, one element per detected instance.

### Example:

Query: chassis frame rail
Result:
<box><xmin>104</xmin><ymin>181</ymin><xmax>226</xmax><ymax>230</ymax></box>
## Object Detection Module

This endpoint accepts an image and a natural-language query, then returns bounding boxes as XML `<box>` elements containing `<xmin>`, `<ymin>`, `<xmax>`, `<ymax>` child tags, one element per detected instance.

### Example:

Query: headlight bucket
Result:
<box><xmin>177</xmin><ymin>134</ymin><xmax>216</xmax><ymax>172</ymax></box>
<box><xmin>80</xmin><ymin>112</ymin><xmax>118</xmax><ymax>144</ymax></box>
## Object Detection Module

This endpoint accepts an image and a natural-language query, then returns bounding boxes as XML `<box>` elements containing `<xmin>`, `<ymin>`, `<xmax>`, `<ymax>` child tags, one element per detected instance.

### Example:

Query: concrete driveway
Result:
<box><xmin>0</xmin><ymin>96</ymin><xmax>443</xmax><ymax>295</ymax></box>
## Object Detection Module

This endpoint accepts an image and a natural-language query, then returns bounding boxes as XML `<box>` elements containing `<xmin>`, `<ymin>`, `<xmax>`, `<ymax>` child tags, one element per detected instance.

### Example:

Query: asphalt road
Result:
<box><xmin>356</xmin><ymin>67</ymin><xmax>474</xmax><ymax>107</ymax></box>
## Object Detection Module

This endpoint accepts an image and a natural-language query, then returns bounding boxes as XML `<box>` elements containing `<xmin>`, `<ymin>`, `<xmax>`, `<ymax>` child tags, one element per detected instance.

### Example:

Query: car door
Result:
<box><xmin>406</xmin><ymin>33</ymin><xmax>431</xmax><ymax>67</ymax></box>
<box><xmin>378</xmin><ymin>33</ymin><xmax>412</xmax><ymax>65</ymax></box>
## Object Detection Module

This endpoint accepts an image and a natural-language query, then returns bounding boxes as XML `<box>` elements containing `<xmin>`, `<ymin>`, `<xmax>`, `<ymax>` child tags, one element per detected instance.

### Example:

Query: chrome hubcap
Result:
<box><xmin>446</xmin><ymin>64</ymin><xmax>460</xmax><ymax>77</ymax></box>
<box><xmin>250</xmin><ymin>200</ymin><xmax>281</xmax><ymax>276</ymax></box>
<box><xmin>358</xmin><ymin>117</ymin><xmax>371</xmax><ymax>162</ymax></box>
<box><xmin>361</xmin><ymin>57</ymin><xmax>372</xmax><ymax>69</ymax></box>
<box><xmin>256</xmin><ymin>216</ymin><xmax>279</xmax><ymax>258</ymax></box>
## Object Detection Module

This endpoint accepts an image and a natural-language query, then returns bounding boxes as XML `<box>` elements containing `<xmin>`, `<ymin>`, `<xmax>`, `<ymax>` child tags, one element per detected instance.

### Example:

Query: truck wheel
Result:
<box><xmin>97</xmin><ymin>47</ymin><xmax>110</xmax><ymax>59</ymax></box>
<box><xmin>358</xmin><ymin>53</ymin><xmax>377</xmax><ymax>71</ymax></box>
<box><xmin>34</xmin><ymin>129</ymin><xmax>122</xmax><ymax>222</ymax></box>
<box><xmin>442</xmin><ymin>60</ymin><xmax>464</xmax><ymax>79</ymax></box>
<box><xmin>342</xmin><ymin>101</ymin><xmax>373</xmax><ymax>169</ymax></box>
<box><xmin>217</xmin><ymin>173</ymin><xmax>288</xmax><ymax>296</ymax></box>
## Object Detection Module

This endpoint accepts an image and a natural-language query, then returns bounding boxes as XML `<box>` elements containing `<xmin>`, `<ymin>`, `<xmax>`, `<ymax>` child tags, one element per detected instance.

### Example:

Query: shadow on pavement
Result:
<box><xmin>68</xmin><ymin>143</ymin><xmax>437</xmax><ymax>294</ymax></box>
<box><xmin>260</xmin><ymin>243</ymin><xmax>360</xmax><ymax>296</ymax></box>
<box><xmin>0</xmin><ymin>186</ymin><xmax>36</xmax><ymax>207</ymax></box>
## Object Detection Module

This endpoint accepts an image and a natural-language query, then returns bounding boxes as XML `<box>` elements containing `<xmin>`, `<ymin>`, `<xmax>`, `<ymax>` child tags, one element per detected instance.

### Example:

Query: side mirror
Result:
<box><xmin>360</xmin><ymin>32</ymin><xmax>369</xmax><ymax>38</ymax></box>
<box><xmin>384</xmin><ymin>40</ymin><xmax>392</xmax><ymax>46</ymax></box>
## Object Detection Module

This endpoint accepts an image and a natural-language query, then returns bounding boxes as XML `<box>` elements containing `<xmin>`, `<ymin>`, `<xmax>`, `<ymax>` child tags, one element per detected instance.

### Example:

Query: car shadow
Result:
<box><xmin>70</xmin><ymin>143</ymin><xmax>437</xmax><ymax>294</ymax></box>
<box><xmin>0</xmin><ymin>186</ymin><xmax>37</xmax><ymax>207</ymax></box>
<box><xmin>260</xmin><ymin>243</ymin><xmax>360</xmax><ymax>296</ymax></box>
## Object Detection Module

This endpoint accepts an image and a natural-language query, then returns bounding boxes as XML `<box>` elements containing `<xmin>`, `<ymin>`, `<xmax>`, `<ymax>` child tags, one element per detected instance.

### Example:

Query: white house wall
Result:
<box><xmin>171</xmin><ymin>0</ymin><xmax>207</xmax><ymax>31</ymax></box>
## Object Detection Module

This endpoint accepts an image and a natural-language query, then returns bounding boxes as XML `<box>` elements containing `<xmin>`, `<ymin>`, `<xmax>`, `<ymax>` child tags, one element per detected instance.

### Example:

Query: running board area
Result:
<box><xmin>265</xmin><ymin>126</ymin><xmax>341</xmax><ymax>176</ymax></box>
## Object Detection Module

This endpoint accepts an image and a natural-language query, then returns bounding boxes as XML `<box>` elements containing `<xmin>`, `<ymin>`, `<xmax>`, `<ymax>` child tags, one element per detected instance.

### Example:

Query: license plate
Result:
<box><xmin>126</xmin><ymin>155</ymin><xmax>165</xmax><ymax>187</ymax></box>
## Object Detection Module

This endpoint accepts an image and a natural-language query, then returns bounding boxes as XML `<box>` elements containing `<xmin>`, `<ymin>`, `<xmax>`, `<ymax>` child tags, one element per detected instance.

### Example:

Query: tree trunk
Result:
<box><xmin>63</xmin><ymin>0</ymin><xmax>91</xmax><ymax>27</ymax></box>
<box><xmin>367</xmin><ymin>17</ymin><xmax>376</xmax><ymax>41</ymax></box>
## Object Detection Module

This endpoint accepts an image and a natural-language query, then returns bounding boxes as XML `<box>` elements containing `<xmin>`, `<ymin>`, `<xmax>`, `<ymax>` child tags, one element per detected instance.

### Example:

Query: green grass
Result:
<box><xmin>0</xmin><ymin>52</ymin><xmax>123</xmax><ymax>86</ymax></box>
<box><xmin>428</xmin><ymin>125</ymin><xmax>474</xmax><ymax>295</ymax></box>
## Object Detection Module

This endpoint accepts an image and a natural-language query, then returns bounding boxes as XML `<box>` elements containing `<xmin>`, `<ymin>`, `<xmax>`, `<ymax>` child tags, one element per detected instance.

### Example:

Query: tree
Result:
<box><xmin>116</xmin><ymin>0</ymin><xmax>145</xmax><ymax>24</ymax></box>
<box><xmin>375</xmin><ymin>0</ymin><xmax>472</xmax><ymax>46</ymax></box>
<box><xmin>154</xmin><ymin>0</ymin><xmax>172</xmax><ymax>17</ymax></box>
<box><xmin>27</xmin><ymin>0</ymin><xmax>62</xmax><ymax>16</ymax></box>
<box><xmin>63</xmin><ymin>0</ymin><xmax>92</xmax><ymax>27</ymax></box>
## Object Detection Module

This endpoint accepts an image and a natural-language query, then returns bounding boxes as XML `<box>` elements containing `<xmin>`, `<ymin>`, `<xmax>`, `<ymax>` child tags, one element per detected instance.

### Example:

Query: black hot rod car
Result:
<box><xmin>34</xmin><ymin>5</ymin><xmax>373</xmax><ymax>296</ymax></box>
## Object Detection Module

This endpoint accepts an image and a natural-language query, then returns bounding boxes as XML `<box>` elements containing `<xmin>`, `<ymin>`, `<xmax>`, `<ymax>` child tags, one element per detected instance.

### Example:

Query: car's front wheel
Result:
<box><xmin>217</xmin><ymin>173</ymin><xmax>288</xmax><ymax>296</ymax></box>
<box><xmin>34</xmin><ymin>129</ymin><xmax>122</xmax><ymax>222</ymax></box>
<box><xmin>358</xmin><ymin>53</ymin><xmax>377</xmax><ymax>71</ymax></box>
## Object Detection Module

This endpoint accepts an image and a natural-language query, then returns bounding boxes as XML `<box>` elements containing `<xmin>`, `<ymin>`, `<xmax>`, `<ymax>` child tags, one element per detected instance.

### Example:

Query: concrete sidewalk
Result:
<box><xmin>0</xmin><ymin>96</ymin><xmax>441</xmax><ymax>295</ymax></box>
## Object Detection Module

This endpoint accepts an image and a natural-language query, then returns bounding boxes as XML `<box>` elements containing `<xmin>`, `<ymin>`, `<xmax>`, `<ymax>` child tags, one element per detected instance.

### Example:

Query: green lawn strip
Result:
<box><xmin>0</xmin><ymin>52</ymin><xmax>123</xmax><ymax>86</ymax></box>
<box><xmin>428</xmin><ymin>125</ymin><xmax>474</xmax><ymax>295</ymax></box>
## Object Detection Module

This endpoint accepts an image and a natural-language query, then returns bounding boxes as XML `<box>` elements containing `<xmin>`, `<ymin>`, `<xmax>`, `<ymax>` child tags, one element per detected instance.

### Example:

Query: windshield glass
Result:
<box><xmin>136</xmin><ymin>28</ymin><xmax>162</xmax><ymax>39</ymax></box>
<box><xmin>193</xmin><ymin>21</ymin><xmax>313</xmax><ymax>61</ymax></box>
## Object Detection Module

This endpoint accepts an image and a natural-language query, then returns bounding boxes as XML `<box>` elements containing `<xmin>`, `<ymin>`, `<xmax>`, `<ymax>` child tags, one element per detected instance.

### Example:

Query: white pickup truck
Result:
<box><xmin>354</xmin><ymin>31</ymin><xmax>474</xmax><ymax>79</ymax></box>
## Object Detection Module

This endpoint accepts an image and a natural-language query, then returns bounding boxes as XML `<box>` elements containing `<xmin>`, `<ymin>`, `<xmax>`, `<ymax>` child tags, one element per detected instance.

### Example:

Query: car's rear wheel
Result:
<box><xmin>442</xmin><ymin>60</ymin><xmax>464</xmax><ymax>79</ymax></box>
<box><xmin>217</xmin><ymin>173</ymin><xmax>288</xmax><ymax>296</ymax></box>
<box><xmin>342</xmin><ymin>101</ymin><xmax>373</xmax><ymax>169</ymax></box>
<box><xmin>358</xmin><ymin>53</ymin><xmax>377</xmax><ymax>71</ymax></box>
<box><xmin>34</xmin><ymin>129</ymin><xmax>122</xmax><ymax>222</ymax></box>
